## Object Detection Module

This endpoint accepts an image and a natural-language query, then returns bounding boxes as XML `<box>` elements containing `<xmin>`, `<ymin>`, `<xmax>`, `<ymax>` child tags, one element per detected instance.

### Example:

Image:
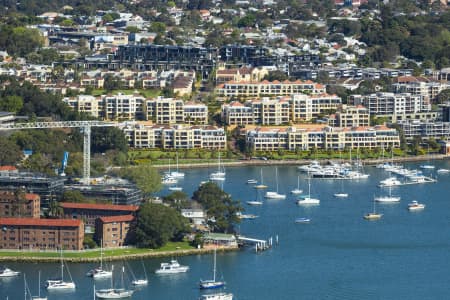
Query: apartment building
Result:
<box><xmin>183</xmin><ymin>102</ymin><xmax>209</xmax><ymax>125</ymax></box>
<box><xmin>103</xmin><ymin>93</ymin><xmax>145</xmax><ymax>120</ymax></box>
<box><xmin>215</xmin><ymin>66</ymin><xmax>269</xmax><ymax>84</ymax></box>
<box><xmin>216</xmin><ymin>80</ymin><xmax>326</xmax><ymax>98</ymax></box>
<box><xmin>60</xmin><ymin>202</ymin><xmax>139</xmax><ymax>229</ymax></box>
<box><xmin>349</xmin><ymin>92</ymin><xmax>430</xmax><ymax>116</ymax></box>
<box><xmin>393</xmin><ymin>76</ymin><xmax>449</xmax><ymax>102</ymax></box>
<box><xmin>94</xmin><ymin>215</ymin><xmax>135</xmax><ymax>248</ymax></box>
<box><xmin>63</xmin><ymin>95</ymin><xmax>104</xmax><ymax>118</ymax></box>
<box><xmin>398</xmin><ymin>120</ymin><xmax>450</xmax><ymax>141</ymax></box>
<box><xmin>221</xmin><ymin>101</ymin><xmax>255</xmax><ymax>126</ymax></box>
<box><xmin>0</xmin><ymin>218</ymin><xmax>84</xmax><ymax>250</ymax></box>
<box><xmin>291</xmin><ymin>94</ymin><xmax>342</xmax><ymax>121</ymax></box>
<box><xmin>0</xmin><ymin>191</ymin><xmax>40</xmax><ymax>218</ymax></box>
<box><xmin>250</xmin><ymin>97</ymin><xmax>291</xmax><ymax>125</ymax></box>
<box><xmin>334</xmin><ymin>105</ymin><xmax>370</xmax><ymax>128</ymax></box>
<box><xmin>123</xmin><ymin>123</ymin><xmax>226</xmax><ymax>150</ymax></box>
<box><xmin>246</xmin><ymin>125</ymin><xmax>400</xmax><ymax>151</ymax></box>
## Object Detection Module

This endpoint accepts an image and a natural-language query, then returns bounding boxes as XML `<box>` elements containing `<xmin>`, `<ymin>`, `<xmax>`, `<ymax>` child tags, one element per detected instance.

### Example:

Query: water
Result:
<box><xmin>2</xmin><ymin>161</ymin><xmax>450</xmax><ymax>300</ymax></box>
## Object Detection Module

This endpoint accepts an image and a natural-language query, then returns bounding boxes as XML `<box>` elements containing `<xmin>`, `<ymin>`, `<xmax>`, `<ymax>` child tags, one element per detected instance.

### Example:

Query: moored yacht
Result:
<box><xmin>0</xmin><ymin>266</ymin><xmax>20</xmax><ymax>277</ymax></box>
<box><xmin>198</xmin><ymin>293</ymin><xmax>233</xmax><ymax>300</ymax></box>
<box><xmin>374</xmin><ymin>195</ymin><xmax>401</xmax><ymax>203</ymax></box>
<box><xmin>379</xmin><ymin>177</ymin><xmax>401</xmax><ymax>187</ymax></box>
<box><xmin>408</xmin><ymin>200</ymin><xmax>425</xmax><ymax>211</ymax></box>
<box><xmin>155</xmin><ymin>260</ymin><xmax>189</xmax><ymax>274</ymax></box>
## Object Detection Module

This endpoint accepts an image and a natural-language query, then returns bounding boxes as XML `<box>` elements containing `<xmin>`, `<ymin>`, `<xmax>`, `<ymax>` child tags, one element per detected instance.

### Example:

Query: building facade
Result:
<box><xmin>0</xmin><ymin>191</ymin><xmax>40</xmax><ymax>218</ymax></box>
<box><xmin>94</xmin><ymin>215</ymin><xmax>135</xmax><ymax>248</ymax></box>
<box><xmin>0</xmin><ymin>218</ymin><xmax>84</xmax><ymax>250</ymax></box>
<box><xmin>246</xmin><ymin>125</ymin><xmax>400</xmax><ymax>151</ymax></box>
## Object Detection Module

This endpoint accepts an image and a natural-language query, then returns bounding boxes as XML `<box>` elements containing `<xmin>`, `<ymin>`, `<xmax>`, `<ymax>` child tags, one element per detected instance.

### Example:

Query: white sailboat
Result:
<box><xmin>86</xmin><ymin>240</ymin><xmax>112</xmax><ymax>279</ymax></box>
<box><xmin>333</xmin><ymin>178</ymin><xmax>348</xmax><ymax>198</ymax></box>
<box><xmin>374</xmin><ymin>184</ymin><xmax>400</xmax><ymax>203</ymax></box>
<box><xmin>290</xmin><ymin>175</ymin><xmax>303</xmax><ymax>195</ymax></box>
<box><xmin>210</xmin><ymin>153</ymin><xmax>226</xmax><ymax>181</ymax></box>
<box><xmin>420</xmin><ymin>145</ymin><xmax>435</xmax><ymax>169</ymax></box>
<box><xmin>297</xmin><ymin>176</ymin><xmax>320</xmax><ymax>205</ymax></box>
<box><xmin>247</xmin><ymin>189</ymin><xmax>263</xmax><ymax>206</ymax></box>
<box><xmin>170</xmin><ymin>152</ymin><xmax>185</xmax><ymax>178</ymax></box>
<box><xmin>254</xmin><ymin>168</ymin><xmax>268</xmax><ymax>189</ymax></box>
<box><xmin>130</xmin><ymin>260</ymin><xmax>148</xmax><ymax>286</ymax></box>
<box><xmin>265</xmin><ymin>167</ymin><xmax>286</xmax><ymax>199</ymax></box>
<box><xmin>199</xmin><ymin>248</ymin><xmax>225</xmax><ymax>289</ymax></box>
<box><xmin>32</xmin><ymin>271</ymin><xmax>47</xmax><ymax>300</ymax></box>
<box><xmin>364</xmin><ymin>198</ymin><xmax>383</xmax><ymax>220</ymax></box>
<box><xmin>46</xmin><ymin>250</ymin><xmax>76</xmax><ymax>290</ymax></box>
<box><xmin>95</xmin><ymin>265</ymin><xmax>134</xmax><ymax>299</ymax></box>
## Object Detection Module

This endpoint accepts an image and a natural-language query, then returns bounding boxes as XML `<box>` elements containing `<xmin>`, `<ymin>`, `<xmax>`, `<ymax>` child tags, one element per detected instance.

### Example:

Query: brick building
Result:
<box><xmin>0</xmin><ymin>190</ymin><xmax>40</xmax><ymax>218</ymax></box>
<box><xmin>0</xmin><ymin>218</ymin><xmax>84</xmax><ymax>250</ymax></box>
<box><xmin>95</xmin><ymin>215</ymin><xmax>135</xmax><ymax>248</ymax></box>
<box><xmin>60</xmin><ymin>202</ymin><xmax>139</xmax><ymax>231</ymax></box>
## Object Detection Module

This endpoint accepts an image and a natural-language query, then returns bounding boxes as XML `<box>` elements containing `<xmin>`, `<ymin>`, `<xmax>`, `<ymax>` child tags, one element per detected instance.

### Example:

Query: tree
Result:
<box><xmin>0</xmin><ymin>137</ymin><xmax>23</xmax><ymax>165</ymax></box>
<box><xmin>163</xmin><ymin>191</ymin><xmax>190</xmax><ymax>211</ymax></box>
<box><xmin>435</xmin><ymin>89</ymin><xmax>450</xmax><ymax>104</ymax></box>
<box><xmin>0</xmin><ymin>95</ymin><xmax>23</xmax><ymax>113</ymax></box>
<box><xmin>91</xmin><ymin>127</ymin><xmax>128</xmax><ymax>153</ymax></box>
<box><xmin>118</xmin><ymin>165</ymin><xmax>162</xmax><ymax>195</ymax></box>
<box><xmin>192</xmin><ymin>182</ymin><xmax>241</xmax><ymax>233</ymax></box>
<box><xmin>62</xmin><ymin>190</ymin><xmax>85</xmax><ymax>203</ymax></box>
<box><xmin>135</xmin><ymin>203</ymin><xmax>190</xmax><ymax>248</ymax></box>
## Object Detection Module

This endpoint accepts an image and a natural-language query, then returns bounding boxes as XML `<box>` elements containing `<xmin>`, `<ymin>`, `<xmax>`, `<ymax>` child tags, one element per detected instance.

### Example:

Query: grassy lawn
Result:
<box><xmin>0</xmin><ymin>242</ymin><xmax>195</xmax><ymax>259</ymax></box>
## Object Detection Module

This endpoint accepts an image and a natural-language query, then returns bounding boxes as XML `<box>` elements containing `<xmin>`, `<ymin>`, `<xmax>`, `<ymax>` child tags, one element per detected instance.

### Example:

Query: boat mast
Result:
<box><xmin>275</xmin><ymin>167</ymin><xmax>279</xmax><ymax>193</ymax></box>
<box><xmin>110</xmin><ymin>265</ymin><xmax>114</xmax><ymax>290</ymax></box>
<box><xmin>38</xmin><ymin>270</ymin><xmax>41</xmax><ymax>297</ymax></box>
<box><xmin>213</xmin><ymin>248</ymin><xmax>216</xmax><ymax>282</ymax></box>
<box><xmin>60</xmin><ymin>248</ymin><xmax>64</xmax><ymax>281</ymax></box>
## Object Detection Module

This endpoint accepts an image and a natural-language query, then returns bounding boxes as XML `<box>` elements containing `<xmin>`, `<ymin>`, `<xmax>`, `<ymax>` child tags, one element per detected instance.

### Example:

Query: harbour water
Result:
<box><xmin>2</xmin><ymin>161</ymin><xmax>450</xmax><ymax>300</ymax></box>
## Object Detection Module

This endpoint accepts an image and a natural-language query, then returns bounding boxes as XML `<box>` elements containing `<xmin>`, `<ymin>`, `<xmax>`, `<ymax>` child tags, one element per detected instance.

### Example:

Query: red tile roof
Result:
<box><xmin>0</xmin><ymin>218</ymin><xmax>82</xmax><ymax>227</ymax></box>
<box><xmin>25</xmin><ymin>194</ymin><xmax>40</xmax><ymax>201</ymax></box>
<box><xmin>99</xmin><ymin>215</ymin><xmax>135</xmax><ymax>223</ymax></box>
<box><xmin>0</xmin><ymin>166</ymin><xmax>17</xmax><ymax>171</ymax></box>
<box><xmin>60</xmin><ymin>202</ymin><xmax>139</xmax><ymax>212</ymax></box>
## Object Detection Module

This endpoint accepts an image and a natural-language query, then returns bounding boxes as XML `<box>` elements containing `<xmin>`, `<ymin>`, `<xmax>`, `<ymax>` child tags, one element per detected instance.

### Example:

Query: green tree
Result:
<box><xmin>163</xmin><ymin>191</ymin><xmax>190</xmax><ymax>211</ymax></box>
<box><xmin>435</xmin><ymin>89</ymin><xmax>450</xmax><ymax>104</ymax></box>
<box><xmin>62</xmin><ymin>190</ymin><xmax>85</xmax><ymax>203</ymax></box>
<box><xmin>135</xmin><ymin>203</ymin><xmax>190</xmax><ymax>248</ymax></box>
<box><xmin>0</xmin><ymin>95</ymin><xmax>23</xmax><ymax>113</ymax></box>
<box><xmin>91</xmin><ymin>127</ymin><xmax>128</xmax><ymax>153</ymax></box>
<box><xmin>118</xmin><ymin>165</ymin><xmax>162</xmax><ymax>195</ymax></box>
<box><xmin>192</xmin><ymin>182</ymin><xmax>241</xmax><ymax>233</ymax></box>
<box><xmin>0</xmin><ymin>137</ymin><xmax>23</xmax><ymax>165</ymax></box>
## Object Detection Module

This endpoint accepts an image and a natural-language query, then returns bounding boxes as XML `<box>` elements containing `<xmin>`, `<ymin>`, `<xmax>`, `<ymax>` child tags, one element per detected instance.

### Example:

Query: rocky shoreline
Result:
<box><xmin>0</xmin><ymin>247</ymin><xmax>239</xmax><ymax>263</ymax></box>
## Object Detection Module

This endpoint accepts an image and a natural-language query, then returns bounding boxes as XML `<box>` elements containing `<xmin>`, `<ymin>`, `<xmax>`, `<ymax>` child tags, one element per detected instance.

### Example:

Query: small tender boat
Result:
<box><xmin>246</xmin><ymin>200</ymin><xmax>263</xmax><ymax>205</ymax></box>
<box><xmin>333</xmin><ymin>193</ymin><xmax>348</xmax><ymax>198</ymax></box>
<box><xmin>198</xmin><ymin>293</ymin><xmax>233</xmax><ymax>300</ymax></box>
<box><xmin>236</xmin><ymin>212</ymin><xmax>258</xmax><ymax>219</ymax></box>
<box><xmin>168</xmin><ymin>186</ymin><xmax>183</xmax><ymax>191</ymax></box>
<box><xmin>364</xmin><ymin>212</ymin><xmax>383</xmax><ymax>220</ymax></box>
<box><xmin>247</xmin><ymin>179</ymin><xmax>257</xmax><ymax>184</ymax></box>
<box><xmin>420</xmin><ymin>164</ymin><xmax>435</xmax><ymax>169</ymax></box>
<box><xmin>437</xmin><ymin>168</ymin><xmax>450</xmax><ymax>174</ymax></box>
<box><xmin>295</xmin><ymin>217</ymin><xmax>311</xmax><ymax>223</ymax></box>
<box><xmin>0</xmin><ymin>266</ymin><xmax>20</xmax><ymax>277</ymax></box>
<box><xmin>408</xmin><ymin>200</ymin><xmax>425</xmax><ymax>211</ymax></box>
<box><xmin>155</xmin><ymin>260</ymin><xmax>189</xmax><ymax>274</ymax></box>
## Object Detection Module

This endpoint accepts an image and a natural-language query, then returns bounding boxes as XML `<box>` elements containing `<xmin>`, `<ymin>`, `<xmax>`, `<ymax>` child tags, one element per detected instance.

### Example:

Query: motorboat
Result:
<box><xmin>95</xmin><ymin>288</ymin><xmax>133</xmax><ymax>299</ymax></box>
<box><xmin>155</xmin><ymin>260</ymin><xmax>189</xmax><ymax>274</ymax></box>
<box><xmin>374</xmin><ymin>195</ymin><xmax>401</xmax><ymax>203</ymax></box>
<box><xmin>247</xmin><ymin>179</ymin><xmax>257</xmax><ymax>184</ymax></box>
<box><xmin>198</xmin><ymin>293</ymin><xmax>233</xmax><ymax>300</ymax></box>
<box><xmin>0</xmin><ymin>266</ymin><xmax>20</xmax><ymax>277</ymax></box>
<box><xmin>131</xmin><ymin>279</ymin><xmax>148</xmax><ymax>286</ymax></box>
<box><xmin>333</xmin><ymin>193</ymin><xmax>348</xmax><ymax>198</ymax></box>
<box><xmin>408</xmin><ymin>200</ymin><xmax>425</xmax><ymax>211</ymax></box>
<box><xmin>379</xmin><ymin>177</ymin><xmax>401</xmax><ymax>187</ymax></box>
<box><xmin>168</xmin><ymin>186</ymin><xmax>183</xmax><ymax>191</ymax></box>
<box><xmin>437</xmin><ymin>168</ymin><xmax>450</xmax><ymax>174</ymax></box>
<box><xmin>264</xmin><ymin>191</ymin><xmax>286</xmax><ymax>199</ymax></box>
<box><xmin>236</xmin><ymin>212</ymin><xmax>258</xmax><ymax>219</ymax></box>
<box><xmin>295</xmin><ymin>217</ymin><xmax>311</xmax><ymax>223</ymax></box>
<box><xmin>246</xmin><ymin>200</ymin><xmax>263</xmax><ymax>205</ymax></box>
<box><xmin>420</xmin><ymin>164</ymin><xmax>435</xmax><ymax>169</ymax></box>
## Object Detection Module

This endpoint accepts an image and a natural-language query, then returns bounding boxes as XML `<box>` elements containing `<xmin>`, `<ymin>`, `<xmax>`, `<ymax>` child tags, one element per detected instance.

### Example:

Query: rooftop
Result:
<box><xmin>98</xmin><ymin>214</ymin><xmax>135</xmax><ymax>223</ymax></box>
<box><xmin>0</xmin><ymin>217</ymin><xmax>82</xmax><ymax>227</ymax></box>
<box><xmin>60</xmin><ymin>202</ymin><xmax>139</xmax><ymax>212</ymax></box>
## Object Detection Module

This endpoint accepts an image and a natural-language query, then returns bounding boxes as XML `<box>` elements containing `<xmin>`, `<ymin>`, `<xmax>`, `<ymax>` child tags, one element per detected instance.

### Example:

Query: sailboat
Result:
<box><xmin>247</xmin><ymin>189</ymin><xmax>263</xmax><ymax>205</ymax></box>
<box><xmin>170</xmin><ymin>152</ymin><xmax>185</xmax><ymax>178</ymax></box>
<box><xmin>290</xmin><ymin>175</ymin><xmax>303</xmax><ymax>195</ymax></box>
<box><xmin>199</xmin><ymin>248</ymin><xmax>225</xmax><ymax>289</ymax></box>
<box><xmin>32</xmin><ymin>271</ymin><xmax>47</xmax><ymax>300</ymax></box>
<box><xmin>297</xmin><ymin>175</ymin><xmax>320</xmax><ymax>205</ymax></box>
<box><xmin>265</xmin><ymin>167</ymin><xmax>286</xmax><ymax>199</ymax></box>
<box><xmin>95</xmin><ymin>265</ymin><xmax>134</xmax><ymax>299</ymax></box>
<box><xmin>374</xmin><ymin>184</ymin><xmax>400</xmax><ymax>203</ymax></box>
<box><xmin>130</xmin><ymin>260</ymin><xmax>148</xmax><ymax>286</ymax></box>
<box><xmin>198</xmin><ymin>293</ymin><xmax>233</xmax><ymax>300</ymax></box>
<box><xmin>210</xmin><ymin>153</ymin><xmax>226</xmax><ymax>181</ymax></box>
<box><xmin>254</xmin><ymin>168</ymin><xmax>268</xmax><ymax>189</ymax></box>
<box><xmin>364</xmin><ymin>198</ymin><xmax>383</xmax><ymax>220</ymax></box>
<box><xmin>420</xmin><ymin>145</ymin><xmax>435</xmax><ymax>169</ymax></box>
<box><xmin>86</xmin><ymin>240</ymin><xmax>112</xmax><ymax>279</ymax></box>
<box><xmin>46</xmin><ymin>249</ymin><xmax>76</xmax><ymax>290</ymax></box>
<box><xmin>333</xmin><ymin>179</ymin><xmax>348</xmax><ymax>198</ymax></box>
<box><xmin>162</xmin><ymin>159</ymin><xmax>178</xmax><ymax>185</ymax></box>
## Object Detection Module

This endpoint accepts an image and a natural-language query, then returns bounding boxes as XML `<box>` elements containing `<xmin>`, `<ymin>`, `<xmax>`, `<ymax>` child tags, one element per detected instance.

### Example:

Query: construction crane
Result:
<box><xmin>0</xmin><ymin>121</ymin><xmax>117</xmax><ymax>184</ymax></box>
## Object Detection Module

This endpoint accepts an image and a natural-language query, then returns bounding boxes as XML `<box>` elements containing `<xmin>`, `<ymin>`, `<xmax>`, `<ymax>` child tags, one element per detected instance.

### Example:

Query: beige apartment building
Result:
<box><xmin>291</xmin><ymin>93</ymin><xmax>342</xmax><ymax>121</ymax></box>
<box><xmin>124</xmin><ymin>123</ymin><xmax>226</xmax><ymax>150</ymax></box>
<box><xmin>215</xmin><ymin>66</ymin><xmax>269</xmax><ymax>84</ymax></box>
<box><xmin>246</xmin><ymin>125</ymin><xmax>400</xmax><ymax>151</ymax></box>
<box><xmin>216</xmin><ymin>80</ymin><xmax>326</xmax><ymax>98</ymax></box>
<box><xmin>333</xmin><ymin>105</ymin><xmax>370</xmax><ymax>128</ymax></box>
<box><xmin>144</xmin><ymin>97</ymin><xmax>208</xmax><ymax>125</ymax></box>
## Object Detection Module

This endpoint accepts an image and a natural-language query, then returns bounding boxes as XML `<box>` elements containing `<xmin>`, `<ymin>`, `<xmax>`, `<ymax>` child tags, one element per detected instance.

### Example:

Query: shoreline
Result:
<box><xmin>0</xmin><ymin>247</ymin><xmax>239</xmax><ymax>263</ymax></box>
<box><xmin>154</xmin><ymin>154</ymin><xmax>450</xmax><ymax>170</ymax></box>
